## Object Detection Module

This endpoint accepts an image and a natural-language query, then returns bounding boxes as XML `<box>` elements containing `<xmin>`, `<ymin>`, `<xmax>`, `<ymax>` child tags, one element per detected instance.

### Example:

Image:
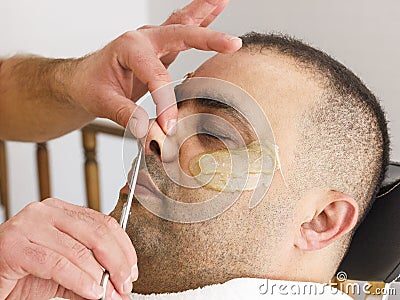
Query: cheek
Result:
<box><xmin>178</xmin><ymin>135</ymin><xmax>205</xmax><ymax>176</ymax></box>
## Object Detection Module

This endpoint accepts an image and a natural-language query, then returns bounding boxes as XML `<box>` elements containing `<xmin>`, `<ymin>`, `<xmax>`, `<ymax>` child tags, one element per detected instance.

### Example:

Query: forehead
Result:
<box><xmin>192</xmin><ymin>50</ymin><xmax>322</xmax><ymax>131</ymax></box>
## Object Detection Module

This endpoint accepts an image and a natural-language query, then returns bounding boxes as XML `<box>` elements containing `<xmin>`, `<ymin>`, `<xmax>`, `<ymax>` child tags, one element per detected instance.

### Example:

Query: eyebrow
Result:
<box><xmin>179</xmin><ymin>97</ymin><xmax>257</xmax><ymax>141</ymax></box>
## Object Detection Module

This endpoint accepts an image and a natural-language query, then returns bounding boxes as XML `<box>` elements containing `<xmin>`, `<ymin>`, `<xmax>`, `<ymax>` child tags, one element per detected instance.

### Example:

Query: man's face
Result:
<box><xmin>111</xmin><ymin>50</ymin><xmax>323</xmax><ymax>293</ymax></box>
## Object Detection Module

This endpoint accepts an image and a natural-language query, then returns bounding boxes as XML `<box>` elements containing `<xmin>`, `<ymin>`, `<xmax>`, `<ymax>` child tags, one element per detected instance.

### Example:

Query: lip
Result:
<box><xmin>134</xmin><ymin>170</ymin><xmax>164</xmax><ymax>200</ymax></box>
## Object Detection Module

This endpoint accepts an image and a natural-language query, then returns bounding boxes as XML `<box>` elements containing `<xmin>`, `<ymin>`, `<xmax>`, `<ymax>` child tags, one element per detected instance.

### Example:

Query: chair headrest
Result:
<box><xmin>338</xmin><ymin>162</ymin><xmax>400</xmax><ymax>283</ymax></box>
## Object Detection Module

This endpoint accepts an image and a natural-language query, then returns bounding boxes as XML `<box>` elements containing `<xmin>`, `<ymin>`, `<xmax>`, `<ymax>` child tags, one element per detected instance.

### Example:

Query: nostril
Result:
<box><xmin>149</xmin><ymin>140</ymin><xmax>161</xmax><ymax>156</ymax></box>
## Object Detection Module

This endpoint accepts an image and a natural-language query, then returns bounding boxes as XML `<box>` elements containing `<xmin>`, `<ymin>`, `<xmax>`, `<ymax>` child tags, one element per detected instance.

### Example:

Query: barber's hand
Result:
<box><xmin>0</xmin><ymin>198</ymin><xmax>136</xmax><ymax>300</ymax></box>
<box><xmin>69</xmin><ymin>0</ymin><xmax>241</xmax><ymax>138</ymax></box>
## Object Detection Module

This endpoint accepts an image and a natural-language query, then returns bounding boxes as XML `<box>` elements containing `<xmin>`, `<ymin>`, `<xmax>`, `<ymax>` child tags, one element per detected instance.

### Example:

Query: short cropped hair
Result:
<box><xmin>239</xmin><ymin>32</ymin><xmax>390</xmax><ymax>223</ymax></box>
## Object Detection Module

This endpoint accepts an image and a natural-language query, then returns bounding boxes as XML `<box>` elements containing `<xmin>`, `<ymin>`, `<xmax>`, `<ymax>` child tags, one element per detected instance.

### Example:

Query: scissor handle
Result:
<box><xmin>99</xmin><ymin>270</ymin><xmax>110</xmax><ymax>300</ymax></box>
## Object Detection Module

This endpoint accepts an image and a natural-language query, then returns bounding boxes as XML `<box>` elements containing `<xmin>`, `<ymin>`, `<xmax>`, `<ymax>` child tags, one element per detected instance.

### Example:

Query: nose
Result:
<box><xmin>145</xmin><ymin>119</ymin><xmax>178</xmax><ymax>163</ymax></box>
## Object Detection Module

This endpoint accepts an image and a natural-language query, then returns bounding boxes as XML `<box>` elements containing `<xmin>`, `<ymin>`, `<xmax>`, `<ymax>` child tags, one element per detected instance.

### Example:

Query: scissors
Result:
<box><xmin>99</xmin><ymin>143</ymin><xmax>143</xmax><ymax>299</ymax></box>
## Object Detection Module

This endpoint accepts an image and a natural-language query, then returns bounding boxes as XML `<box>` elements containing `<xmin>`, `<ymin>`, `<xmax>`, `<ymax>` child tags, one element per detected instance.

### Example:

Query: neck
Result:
<box><xmin>132</xmin><ymin>251</ymin><xmax>260</xmax><ymax>294</ymax></box>
<box><xmin>131</xmin><ymin>244</ymin><xmax>295</xmax><ymax>294</ymax></box>
<box><xmin>288</xmin><ymin>247</ymin><xmax>339</xmax><ymax>284</ymax></box>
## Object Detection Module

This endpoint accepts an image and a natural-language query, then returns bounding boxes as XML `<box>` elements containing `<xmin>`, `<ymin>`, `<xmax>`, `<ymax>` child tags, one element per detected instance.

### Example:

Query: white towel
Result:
<box><xmin>130</xmin><ymin>278</ymin><xmax>352</xmax><ymax>300</ymax></box>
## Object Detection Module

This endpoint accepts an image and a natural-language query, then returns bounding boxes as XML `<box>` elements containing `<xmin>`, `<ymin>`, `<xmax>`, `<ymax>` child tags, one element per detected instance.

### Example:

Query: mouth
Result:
<box><xmin>134</xmin><ymin>170</ymin><xmax>164</xmax><ymax>201</ymax></box>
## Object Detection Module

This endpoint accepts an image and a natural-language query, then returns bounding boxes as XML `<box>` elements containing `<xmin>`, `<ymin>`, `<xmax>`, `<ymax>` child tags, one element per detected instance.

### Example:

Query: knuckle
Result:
<box><xmin>22</xmin><ymin>201</ymin><xmax>48</xmax><ymax>220</ymax></box>
<box><xmin>72</xmin><ymin>242</ymin><xmax>92</xmax><ymax>262</ymax></box>
<box><xmin>153</xmin><ymin>67</ymin><xmax>169</xmax><ymax>78</ymax></box>
<box><xmin>41</xmin><ymin>197</ymin><xmax>59</xmax><ymax>206</ymax></box>
<box><xmin>205</xmin><ymin>0</ymin><xmax>220</xmax><ymax>4</ymax></box>
<box><xmin>96</xmin><ymin>217</ymin><xmax>122</xmax><ymax>242</ymax></box>
<box><xmin>64</xmin><ymin>206</ymin><xmax>95</xmax><ymax>225</ymax></box>
<box><xmin>55</xmin><ymin>230</ymin><xmax>67</xmax><ymax>246</ymax></box>
<box><xmin>138</xmin><ymin>25</ymin><xmax>154</xmax><ymax>31</ymax></box>
<box><xmin>111</xmin><ymin>263</ymin><xmax>130</xmax><ymax>281</ymax></box>
<box><xmin>119</xmin><ymin>31</ymin><xmax>139</xmax><ymax>43</ymax></box>
<box><xmin>170</xmin><ymin>11</ymin><xmax>197</xmax><ymax>25</ymax></box>
<box><xmin>146</xmin><ymin>68</ymin><xmax>170</xmax><ymax>87</ymax></box>
<box><xmin>52</xmin><ymin>256</ymin><xmax>70</xmax><ymax>273</ymax></box>
<box><xmin>24</xmin><ymin>201</ymin><xmax>44</xmax><ymax>214</ymax></box>
<box><xmin>103</xmin><ymin>215</ymin><xmax>119</xmax><ymax>229</ymax></box>
<box><xmin>4</xmin><ymin>217</ymin><xmax>20</xmax><ymax>232</ymax></box>
<box><xmin>23</xmin><ymin>245</ymin><xmax>48</xmax><ymax>265</ymax></box>
<box><xmin>93</xmin><ymin>222</ymin><xmax>110</xmax><ymax>240</ymax></box>
<box><xmin>114</xmin><ymin>105</ymin><xmax>131</xmax><ymax>127</ymax></box>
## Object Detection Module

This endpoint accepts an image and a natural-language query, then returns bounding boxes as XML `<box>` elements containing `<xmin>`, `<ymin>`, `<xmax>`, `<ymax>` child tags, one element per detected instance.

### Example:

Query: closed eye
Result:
<box><xmin>204</xmin><ymin>131</ymin><xmax>230</xmax><ymax>141</ymax></box>
<box><xmin>197</xmin><ymin>132</ymin><xmax>229</xmax><ymax>150</ymax></box>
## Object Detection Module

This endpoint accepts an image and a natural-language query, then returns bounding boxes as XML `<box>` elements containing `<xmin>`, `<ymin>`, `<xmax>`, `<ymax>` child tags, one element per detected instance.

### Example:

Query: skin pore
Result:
<box><xmin>110</xmin><ymin>49</ymin><xmax>359</xmax><ymax>294</ymax></box>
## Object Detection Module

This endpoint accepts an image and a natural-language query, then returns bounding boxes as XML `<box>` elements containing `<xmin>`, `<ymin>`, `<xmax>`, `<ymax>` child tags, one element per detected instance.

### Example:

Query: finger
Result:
<box><xmin>160</xmin><ymin>0</ymin><xmax>230</xmax><ymax>73</ymax></box>
<box><xmin>116</xmin><ymin>34</ymin><xmax>177</xmax><ymax>135</ymax></box>
<box><xmin>163</xmin><ymin>0</ymin><xmax>229</xmax><ymax>27</ymax></box>
<box><xmin>41</xmin><ymin>199</ymin><xmax>137</xmax><ymax>296</ymax></box>
<box><xmin>148</xmin><ymin>25</ymin><xmax>242</xmax><ymax>56</ymax></box>
<box><xmin>43</xmin><ymin>199</ymin><xmax>138</xmax><ymax>273</ymax></box>
<box><xmin>104</xmin><ymin>278</ymin><xmax>122</xmax><ymax>300</ymax></box>
<box><xmin>100</xmin><ymin>92</ymin><xmax>149</xmax><ymax>138</ymax></box>
<box><xmin>200</xmin><ymin>0</ymin><xmax>230</xmax><ymax>27</ymax></box>
<box><xmin>118</xmin><ymin>27</ymin><xmax>241</xmax><ymax>133</ymax></box>
<box><xmin>6</xmin><ymin>275</ymin><xmax>88</xmax><ymax>300</ymax></box>
<box><xmin>60</xmin><ymin>270</ymin><xmax>122</xmax><ymax>300</ymax></box>
<box><xmin>151</xmin><ymin>82</ymin><xmax>177</xmax><ymax>136</ymax></box>
<box><xmin>19</xmin><ymin>242</ymin><xmax>104</xmax><ymax>299</ymax></box>
<box><xmin>113</xmin><ymin>94</ymin><xmax>150</xmax><ymax>139</ymax></box>
<box><xmin>18</xmin><ymin>219</ymin><xmax>105</xmax><ymax>285</ymax></box>
<box><xmin>56</xmin><ymin>288</ymin><xmax>87</xmax><ymax>300</ymax></box>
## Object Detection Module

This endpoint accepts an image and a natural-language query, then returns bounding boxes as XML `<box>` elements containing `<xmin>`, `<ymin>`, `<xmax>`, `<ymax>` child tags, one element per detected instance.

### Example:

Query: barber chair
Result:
<box><xmin>339</xmin><ymin>162</ymin><xmax>400</xmax><ymax>283</ymax></box>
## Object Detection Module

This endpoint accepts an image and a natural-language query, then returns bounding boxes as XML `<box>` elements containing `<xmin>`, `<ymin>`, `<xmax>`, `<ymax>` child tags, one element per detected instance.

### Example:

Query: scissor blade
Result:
<box><xmin>100</xmin><ymin>145</ymin><xmax>143</xmax><ymax>300</ymax></box>
<box><xmin>120</xmin><ymin>144</ymin><xmax>143</xmax><ymax>231</ymax></box>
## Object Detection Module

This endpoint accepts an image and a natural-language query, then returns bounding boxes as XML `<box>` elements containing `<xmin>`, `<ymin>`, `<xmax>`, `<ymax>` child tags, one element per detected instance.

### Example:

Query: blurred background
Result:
<box><xmin>0</xmin><ymin>0</ymin><xmax>399</xmax><ymax>219</ymax></box>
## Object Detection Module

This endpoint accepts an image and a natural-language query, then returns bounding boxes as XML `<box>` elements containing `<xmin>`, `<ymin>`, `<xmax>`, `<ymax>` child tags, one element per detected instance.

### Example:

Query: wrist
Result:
<box><xmin>50</xmin><ymin>57</ymin><xmax>83</xmax><ymax>109</ymax></box>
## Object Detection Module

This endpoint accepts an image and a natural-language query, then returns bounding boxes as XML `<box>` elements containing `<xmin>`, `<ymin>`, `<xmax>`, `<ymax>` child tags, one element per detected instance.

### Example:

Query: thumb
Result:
<box><xmin>106</xmin><ymin>94</ymin><xmax>149</xmax><ymax>139</ymax></box>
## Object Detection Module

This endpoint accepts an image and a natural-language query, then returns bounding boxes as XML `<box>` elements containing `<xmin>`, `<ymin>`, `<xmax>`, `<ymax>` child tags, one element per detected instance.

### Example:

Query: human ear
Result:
<box><xmin>295</xmin><ymin>190</ymin><xmax>359</xmax><ymax>251</ymax></box>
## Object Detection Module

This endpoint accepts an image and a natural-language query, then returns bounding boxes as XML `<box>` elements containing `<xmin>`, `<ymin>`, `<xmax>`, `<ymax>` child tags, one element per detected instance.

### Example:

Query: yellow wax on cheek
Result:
<box><xmin>189</xmin><ymin>141</ymin><xmax>277</xmax><ymax>192</ymax></box>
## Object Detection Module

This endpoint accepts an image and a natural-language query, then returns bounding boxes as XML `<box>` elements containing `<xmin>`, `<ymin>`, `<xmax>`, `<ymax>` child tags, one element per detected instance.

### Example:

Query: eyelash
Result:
<box><xmin>200</xmin><ymin>129</ymin><xmax>230</xmax><ymax>141</ymax></box>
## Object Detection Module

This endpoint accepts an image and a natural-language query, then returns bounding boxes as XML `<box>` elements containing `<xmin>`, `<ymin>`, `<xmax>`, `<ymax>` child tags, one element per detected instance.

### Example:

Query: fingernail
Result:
<box><xmin>131</xmin><ymin>263</ymin><xmax>139</xmax><ymax>281</ymax></box>
<box><xmin>111</xmin><ymin>290</ymin><xmax>123</xmax><ymax>300</ymax></box>
<box><xmin>166</xmin><ymin>119</ymin><xmax>177</xmax><ymax>136</ymax></box>
<box><xmin>122</xmin><ymin>277</ymin><xmax>133</xmax><ymax>294</ymax></box>
<box><xmin>225</xmin><ymin>35</ymin><xmax>241</xmax><ymax>41</ymax></box>
<box><xmin>91</xmin><ymin>283</ymin><xmax>104</xmax><ymax>299</ymax></box>
<box><xmin>128</xmin><ymin>118</ymin><xmax>137</xmax><ymax>137</ymax></box>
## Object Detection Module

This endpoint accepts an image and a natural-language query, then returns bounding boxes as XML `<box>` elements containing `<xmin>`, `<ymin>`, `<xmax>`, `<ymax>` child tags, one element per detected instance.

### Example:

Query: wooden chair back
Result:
<box><xmin>0</xmin><ymin>120</ymin><xmax>124</xmax><ymax>219</ymax></box>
